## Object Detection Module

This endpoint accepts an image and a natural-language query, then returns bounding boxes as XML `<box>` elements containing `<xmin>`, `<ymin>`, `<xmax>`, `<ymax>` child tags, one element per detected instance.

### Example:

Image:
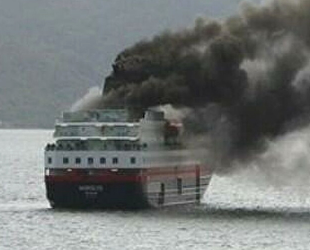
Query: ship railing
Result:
<box><xmin>45</xmin><ymin>143</ymin><xmax>147</xmax><ymax>152</ymax></box>
<box><xmin>147</xmin><ymin>188</ymin><xmax>207</xmax><ymax>205</ymax></box>
<box><xmin>147</xmin><ymin>185</ymin><xmax>207</xmax><ymax>196</ymax></box>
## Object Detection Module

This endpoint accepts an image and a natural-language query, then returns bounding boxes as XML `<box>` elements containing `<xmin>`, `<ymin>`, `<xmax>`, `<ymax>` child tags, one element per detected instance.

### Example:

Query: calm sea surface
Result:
<box><xmin>1</xmin><ymin>129</ymin><xmax>310</xmax><ymax>250</ymax></box>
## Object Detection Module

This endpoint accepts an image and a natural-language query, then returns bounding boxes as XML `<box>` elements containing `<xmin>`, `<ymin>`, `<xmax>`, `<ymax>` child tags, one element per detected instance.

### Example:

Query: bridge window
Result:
<box><xmin>112</xmin><ymin>157</ymin><xmax>118</xmax><ymax>164</ymax></box>
<box><xmin>75</xmin><ymin>157</ymin><xmax>81</xmax><ymax>164</ymax></box>
<box><xmin>63</xmin><ymin>157</ymin><xmax>69</xmax><ymax>164</ymax></box>
<box><xmin>130</xmin><ymin>157</ymin><xmax>136</xmax><ymax>164</ymax></box>
<box><xmin>87</xmin><ymin>157</ymin><xmax>94</xmax><ymax>165</ymax></box>
<box><xmin>177</xmin><ymin>178</ymin><xmax>182</xmax><ymax>195</ymax></box>
<box><xmin>100</xmin><ymin>157</ymin><xmax>106</xmax><ymax>164</ymax></box>
<box><xmin>47</xmin><ymin>157</ymin><xmax>52</xmax><ymax>164</ymax></box>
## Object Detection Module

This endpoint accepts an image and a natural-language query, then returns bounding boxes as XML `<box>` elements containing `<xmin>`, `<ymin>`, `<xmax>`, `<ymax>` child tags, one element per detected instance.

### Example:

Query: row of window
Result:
<box><xmin>47</xmin><ymin>156</ymin><xmax>136</xmax><ymax>165</ymax></box>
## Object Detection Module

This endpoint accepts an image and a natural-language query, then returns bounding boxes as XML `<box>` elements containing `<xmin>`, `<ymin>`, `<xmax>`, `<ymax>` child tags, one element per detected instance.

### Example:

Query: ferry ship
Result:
<box><xmin>44</xmin><ymin>109</ymin><xmax>212</xmax><ymax>209</ymax></box>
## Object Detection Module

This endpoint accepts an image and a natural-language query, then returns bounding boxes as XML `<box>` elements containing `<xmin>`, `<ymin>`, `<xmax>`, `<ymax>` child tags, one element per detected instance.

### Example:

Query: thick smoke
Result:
<box><xmin>92</xmin><ymin>0</ymin><xmax>310</xmax><ymax>173</ymax></box>
<box><xmin>238</xmin><ymin>125</ymin><xmax>310</xmax><ymax>187</ymax></box>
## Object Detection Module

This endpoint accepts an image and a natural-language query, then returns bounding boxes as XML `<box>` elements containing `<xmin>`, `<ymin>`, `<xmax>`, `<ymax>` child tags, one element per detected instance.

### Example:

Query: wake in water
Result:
<box><xmin>0</xmin><ymin>202</ymin><xmax>49</xmax><ymax>212</ymax></box>
<box><xmin>203</xmin><ymin>205</ymin><xmax>310</xmax><ymax>222</ymax></box>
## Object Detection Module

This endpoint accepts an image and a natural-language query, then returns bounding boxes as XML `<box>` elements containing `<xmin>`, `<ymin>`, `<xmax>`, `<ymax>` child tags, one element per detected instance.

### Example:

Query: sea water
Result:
<box><xmin>1</xmin><ymin>129</ymin><xmax>310</xmax><ymax>250</ymax></box>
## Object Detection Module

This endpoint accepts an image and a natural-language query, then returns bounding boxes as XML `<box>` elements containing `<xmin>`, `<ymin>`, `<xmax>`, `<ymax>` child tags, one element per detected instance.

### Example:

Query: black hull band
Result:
<box><xmin>46</xmin><ymin>182</ymin><xmax>149</xmax><ymax>209</ymax></box>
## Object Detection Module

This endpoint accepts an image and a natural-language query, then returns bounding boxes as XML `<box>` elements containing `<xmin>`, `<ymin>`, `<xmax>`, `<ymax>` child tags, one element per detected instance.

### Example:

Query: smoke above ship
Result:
<box><xmin>74</xmin><ymin>0</ymin><xmax>310</xmax><ymax>178</ymax></box>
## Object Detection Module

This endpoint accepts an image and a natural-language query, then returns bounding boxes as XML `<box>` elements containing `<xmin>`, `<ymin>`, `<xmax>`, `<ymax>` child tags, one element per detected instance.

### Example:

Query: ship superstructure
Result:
<box><xmin>44</xmin><ymin>109</ymin><xmax>212</xmax><ymax>208</ymax></box>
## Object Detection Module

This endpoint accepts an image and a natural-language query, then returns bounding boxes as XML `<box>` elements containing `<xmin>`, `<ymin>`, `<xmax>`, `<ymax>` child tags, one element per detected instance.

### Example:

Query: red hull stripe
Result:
<box><xmin>45</xmin><ymin>174</ymin><xmax>144</xmax><ymax>183</ymax></box>
<box><xmin>144</xmin><ymin>170</ymin><xmax>202</xmax><ymax>177</ymax></box>
<box><xmin>142</xmin><ymin>167</ymin><xmax>211</xmax><ymax>176</ymax></box>
<box><xmin>45</xmin><ymin>172</ymin><xmax>211</xmax><ymax>184</ymax></box>
<box><xmin>45</xmin><ymin>173</ymin><xmax>205</xmax><ymax>184</ymax></box>
<box><xmin>45</xmin><ymin>166</ymin><xmax>212</xmax><ymax>184</ymax></box>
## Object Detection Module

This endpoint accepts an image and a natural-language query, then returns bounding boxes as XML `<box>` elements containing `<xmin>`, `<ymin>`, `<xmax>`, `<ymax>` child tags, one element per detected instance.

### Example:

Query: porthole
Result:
<box><xmin>130</xmin><ymin>157</ymin><xmax>136</xmax><ymax>164</ymax></box>
<box><xmin>75</xmin><ymin>157</ymin><xmax>81</xmax><ymax>164</ymax></box>
<box><xmin>112</xmin><ymin>157</ymin><xmax>118</xmax><ymax>164</ymax></box>
<box><xmin>87</xmin><ymin>157</ymin><xmax>94</xmax><ymax>165</ymax></box>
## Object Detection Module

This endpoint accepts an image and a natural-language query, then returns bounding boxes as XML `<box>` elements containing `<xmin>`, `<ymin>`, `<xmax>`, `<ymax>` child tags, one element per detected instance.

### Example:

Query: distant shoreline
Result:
<box><xmin>0</xmin><ymin>127</ymin><xmax>53</xmax><ymax>131</ymax></box>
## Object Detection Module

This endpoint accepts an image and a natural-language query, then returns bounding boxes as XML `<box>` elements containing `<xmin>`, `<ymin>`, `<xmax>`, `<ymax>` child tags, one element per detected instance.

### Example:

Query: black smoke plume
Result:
<box><xmin>95</xmin><ymin>0</ymin><xmax>310</xmax><ymax>171</ymax></box>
